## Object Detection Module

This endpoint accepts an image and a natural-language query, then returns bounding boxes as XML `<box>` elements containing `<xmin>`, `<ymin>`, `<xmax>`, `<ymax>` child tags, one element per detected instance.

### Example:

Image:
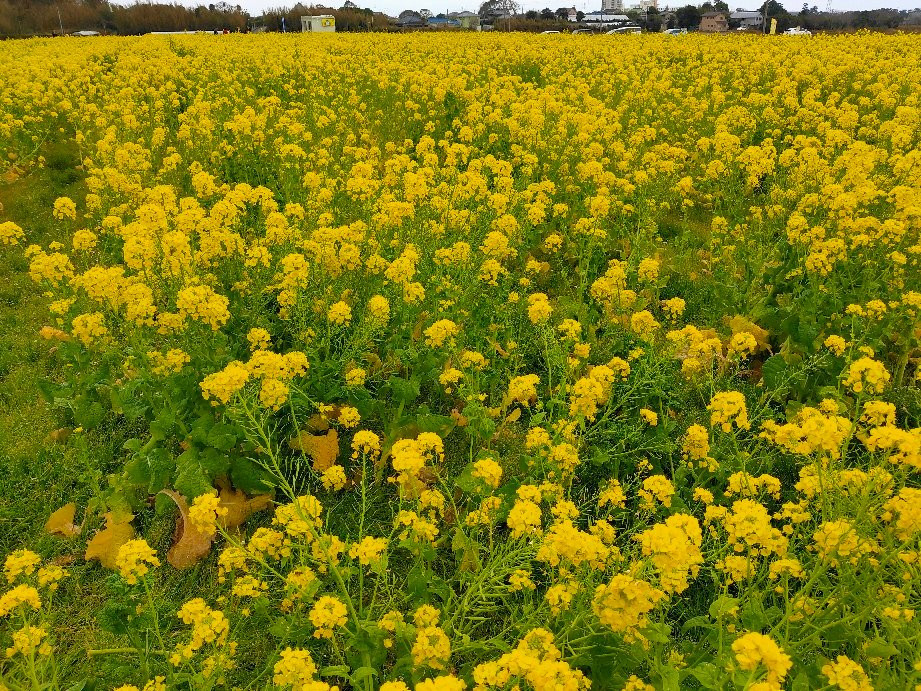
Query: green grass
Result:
<box><xmin>0</xmin><ymin>146</ymin><xmax>285</xmax><ymax>685</ymax></box>
<box><xmin>0</xmin><ymin>141</ymin><xmax>141</xmax><ymax>685</ymax></box>
<box><xmin>0</xmin><ymin>140</ymin><xmax>89</xmax><ymax>555</ymax></box>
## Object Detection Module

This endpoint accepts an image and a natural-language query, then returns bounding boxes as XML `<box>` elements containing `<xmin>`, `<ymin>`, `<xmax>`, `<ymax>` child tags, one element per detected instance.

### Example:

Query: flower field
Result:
<box><xmin>1</xmin><ymin>31</ymin><xmax>921</xmax><ymax>690</ymax></box>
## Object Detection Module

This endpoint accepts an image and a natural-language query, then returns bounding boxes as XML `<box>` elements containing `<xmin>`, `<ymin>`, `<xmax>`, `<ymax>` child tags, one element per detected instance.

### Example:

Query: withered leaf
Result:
<box><xmin>159</xmin><ymin>489</ymin><xmax>212</xmax><ymax>569</ymax></box>
<box><xmin>303</xmin><ymin>413</ymin><xmax>330</xmax><ymax>433</ymax></box>
<box><xmin>45</xmin><ymin>503</ymin><xmax>81</xmax><ymax>537</ymax></box>
<box><xmin>46</xmin><ymin>428</ymin><xmax>72</xmax><ymax>444</ymax></box>
<box><xmin>217</xmin><ymin>484</ymin><xmax>273</xmax><ymax>531</ymax></box>
<box><xmin>291</xmin><ymin>428</ymin><xmax>340</xmax><ymax>471</ymax></box>
<box><xmin>450</xmin><ymin>409</ymin><xmax>469</xmax><ymax>427</ymax></box>
<box><xmin>728</xmin><ymin>315</ymin><xmax>771</xmax><ymax>353</ymax></box>
<box><xmin>85</xmin><ymin>512</ymin><xmax>135</xmax><ymax>569</ymax></box>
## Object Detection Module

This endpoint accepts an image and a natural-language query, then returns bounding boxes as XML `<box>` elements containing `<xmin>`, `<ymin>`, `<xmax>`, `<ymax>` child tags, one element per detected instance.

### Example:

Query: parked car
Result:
<box><xmin>664</xmin><ymin>28</ymin><xmax>687</xmax><ymax>35</ymax></box>
<box><xmin>783</xmin><ymin>26</ymin><xmax>812</xmax><ymax>35</ymax></box>
<box><xmin>606</xmin><ymin>25</ymin><xmax>640</xmax><ymax>33</ymax></box>
<box><xmin>540</xmin><ymin>30</ymin><xmax>560</xmax><ymax>33</ymax></box>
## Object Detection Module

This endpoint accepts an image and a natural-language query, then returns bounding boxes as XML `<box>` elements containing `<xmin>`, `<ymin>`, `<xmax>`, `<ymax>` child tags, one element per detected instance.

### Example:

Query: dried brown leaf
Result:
<box><xmin>85</xmin><ymin>512</ymin><xmax>135</xmax><ymax>569</ymax></box>
<box><xmin>293</xmin><ymin>429</ymin><xmax>340</xmax><ymax>471</ymax></box>
<box><xmin>46</xmin><ymin>428</ymin><xmax>72</xmax><ymax>444</ymax></box>
<box><xmin>217</xmin><ymin>486</ymin><xmax>274</xmax><ymax>531</ymax></box>
<box><xmin>159</xmin><ymin>489</ymin><xmax>213</xmax><ymax>569</ymax></box>
<box><xmin>45</xmin><ymin>503</ymin><xmax>81</xmax><ymax>537</ymax></box>
<box><xmin>450</xmin><ymin>409</ymin><xmax>469</xmax><ymax>427</ymax></box>
<box><xmin>728</xmin><ymin>315</ymin><xmax>771</xmax><ymax>353</ymax></box>
<box><xmin>304</xmin><ymin>413</ymin><xmax>330</xmax><ymax>433</ymax></box>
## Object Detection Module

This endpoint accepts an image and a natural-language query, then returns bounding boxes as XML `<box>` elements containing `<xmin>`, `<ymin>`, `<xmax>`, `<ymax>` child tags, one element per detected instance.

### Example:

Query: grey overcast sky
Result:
<box><xmin>241</xmin><ymin>0</ymin><xmax>918</xmax><ymax>18</ymax></box>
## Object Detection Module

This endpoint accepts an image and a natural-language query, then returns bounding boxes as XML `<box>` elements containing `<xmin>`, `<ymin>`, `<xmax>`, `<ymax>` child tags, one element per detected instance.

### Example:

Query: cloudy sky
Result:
<box><xmin>244</xmin><ymin>0</ymin><xmax>918</xmax><ymax>17</ymax></box>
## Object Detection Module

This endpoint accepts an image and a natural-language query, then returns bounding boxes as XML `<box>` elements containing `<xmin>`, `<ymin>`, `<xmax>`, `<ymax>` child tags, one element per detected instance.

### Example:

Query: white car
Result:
<box><xmin>540</xmin><ymin>30</ymin><xmax>560</xmax><ymax>33</ymax></box>
<box><xmin>783</xmin><ymin>27</ymin><xmax>812</xmax><ymax>35</ymax></box>
<box><xmin>664</xmin><ymin>28</ymin><xmax>687</xmax><ymax>35</ymax></box>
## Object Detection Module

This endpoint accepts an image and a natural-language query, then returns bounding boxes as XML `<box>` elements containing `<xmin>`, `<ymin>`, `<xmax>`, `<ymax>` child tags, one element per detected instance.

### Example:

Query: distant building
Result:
<box><xmin>730</xmin><ymin>10</ymin><xmax>763</xmax><ymax>28</ymax></box>
<box><xmin>448</xmin><ymin>10</ymin><xmax>480</xmax><ymax>28</ymax></box>
<box><xmin>602</xmin><ymin>0</ymin><xmax>624</xmax><ymax>11</ymax></box>
<box><xmin>638</xmin><ymin>0</ymin><xmax>657</xmax><ymax>10</ymax></box>
<box><xmin>397</xmin><ymin>10</ymin><xmax>426</xmax><ymax>25</ymax></box>
<box><xmin>567</xmin><ymin>6</ymin><xmax>578</xmax><ymax>20</ymax></box>
<box><xmin>428</xmin><ymin>16</ymin><xmax>461</xmax><ymax>26</ymax></box>
<box><xmin>700</xmin><ymin>11</ymin><xmax>729</xmax><ymax>31</ymax></box>
<box><xmin>301</xmin><ymin>14</ymin><xmax>336</xmax><ymax>32</ymax></box>
<box><xmin>583</xmin><ymin>10</ymin><xmax>630</xmax><ymax>21</ymax></box>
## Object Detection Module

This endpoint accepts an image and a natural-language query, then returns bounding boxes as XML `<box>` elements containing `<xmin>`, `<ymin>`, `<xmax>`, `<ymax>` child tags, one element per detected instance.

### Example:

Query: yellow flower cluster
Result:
<box><xmin>472</xmin><ymin>628</ymin><xmax>589</xmax><ymax>690</ymax></box>
<box><xmin>731</xmin><ymin>632</ymin><xmax>792</xmax><ymax>688</ymax></box>
<box><xmin>189</xmin><ymin>493</ymin><xmax>229</xmax><ymax>538</ymax></box>
<box><xmin>170</xmin><ymin>598</ymin><xmax>230</xmax><ymax>664</ymax></box>
<box><xmin>309</xmin><ymin>595</ymin><xmax>348</xmax><ymax>639</ymax></box>
<box><xmin>115</xmin><ymin>539</ymin><xmax>160</xmax><ymax>585</ymax></box>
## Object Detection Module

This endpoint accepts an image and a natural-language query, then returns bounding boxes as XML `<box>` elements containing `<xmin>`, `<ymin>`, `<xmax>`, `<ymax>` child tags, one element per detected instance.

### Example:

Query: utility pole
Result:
<box><xmin>56</xmin><ymin>5</ymin><xmax>64</xmax><ymax>35</ymax></box>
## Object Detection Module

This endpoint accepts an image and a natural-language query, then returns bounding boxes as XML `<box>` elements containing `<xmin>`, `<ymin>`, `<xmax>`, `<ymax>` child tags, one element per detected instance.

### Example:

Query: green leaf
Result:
<box><xmin>386</xmin><ymin>376</ymin><xmax>420</xmax><ymax>405</ymax></box>
<box><xmin>659</xmin><ymin>664</ymin><xmax>680</xmax><ymax>691</ymax></box>
<box><xmin>863</xmin><ymin>638</ymin><xmax>899</xmax><ymax>659</ymax></box>
<box><xmin>416</xmin><ymin>412</ymin><xmax>456</xmax><ymax>437</ymax></box>
<box><xmin>207</xmin><ymin>423</ymin><xmax>239</xmax><ymax>451</ymax></box>
<box><xmin>149</xmin><ymin>409</ymin><xmax>176</xmax><ymax>439</ymax></box>
<box><xmin>75</xmin><ymin>400</ymin><xmax>105</xmax><ymax>429</ymax></box>
<box><xmin>124</xmin><ymin>454</ymin><xmax>151</xmax><ymax>486</ymax></box>
<box><xmin>644</xmin><ymin>622</ymin><xmax>671</xmax><ymax>644</ymax></box>
<box><xmin>36</xmin><ymin>379</ymin><xmax>58</xmax><ymax>405</ymax></box>
<box><xmin>681</xmin><ymin>615</ymin><xmax>712</xmax><ymax>633</ymax></box>
<box><xmin>190</xmin><ymin>415</ymin><xmax>214</xmax><ymax>445</ymax></box>
<box><xmin>761</xmin><ymin>354</ymin><xmax>788</xmax><ymax>389</ymax></box>
<box><xmin>688</xmin><ymin>663</ymin><xmax>722</xmax><ymax>689</ymax></box>
<box><xmin>708</xmin><ymin>596</ymin><xmax>739</xmax><ymax>620</ymax></box>
<box><xmin>454</xmin><ymin>463</ymin><xmax>479</xmax><ymax>495</ymax></box>
<box><xmin>175</xmin><ymin>450</ymin><xmax>214</xmax><ymax>499</ymax></box>
<box><xmin>318</xmin><ymin>666</ymin><xmax>350</xmax><ymax>678</ymax></box>
<box><xmin>145</xmin><ymin>447</ymin><xmax>174</xmax><ymax>494</ymax></box>
<box><xmin>791</xmin><ymin>672</ymin><xmax>812</xmax><ymax>691</ymax></box>
<box><xmin>740</xmin><ymin>598</ymin><xmax>766</xmax><ymax>631</ymax></box>
<box><xmin>230</xmin><ymin>457</ymin><xmax>275</xmax><ymax>494</ymax></box>
<box><xmin>350</xmin><ymin>667</ymin><xmax>378</xmax><ymax>684</ymax></box>
<box><xmin>97</xmin><ymin>599</ymin><xmax>136</xmax><ymax>636</ymax></box>
<box><xmin>407</xmin><ymin>563</ymin><xmax>431</xmax><ymax>599</ymax></box>
<box><xmin>198</xmin><ymin>447</ymin><xmax>230</xmax><ymax>476</ymax></box>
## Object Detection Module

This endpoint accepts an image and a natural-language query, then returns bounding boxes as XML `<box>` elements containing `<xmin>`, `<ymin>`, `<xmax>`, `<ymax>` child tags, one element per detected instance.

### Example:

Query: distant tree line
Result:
<box><xmin>490</xmin><ymin>0</ymin><xmax>921</xmax><ymax>32</ymax></box>
<box><xmin>3</xmin><ymin>0</ymin><xmax>920</xmax><ymax>37</ymax></box>
<box><xmin>0</xmin><ymin>0</ymin><xmax>393</xmax><ymax>37</ymax></box>
<box><xmin>0</xmin><ymin>0</ymin><xmax>248</xmax><ymax>36</ymax></box>
<box><xmin>665</xmin><ymin>0</ymin><xmax>919</xmax><ymax>31</ymax></box>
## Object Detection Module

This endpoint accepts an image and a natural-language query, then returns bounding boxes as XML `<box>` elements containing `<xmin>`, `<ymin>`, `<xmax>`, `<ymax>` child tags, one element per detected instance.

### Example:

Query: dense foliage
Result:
<box><xmin>1</xmin><ymin>32</ymin><xmax>921</xmax><ymax>691</ymax></box>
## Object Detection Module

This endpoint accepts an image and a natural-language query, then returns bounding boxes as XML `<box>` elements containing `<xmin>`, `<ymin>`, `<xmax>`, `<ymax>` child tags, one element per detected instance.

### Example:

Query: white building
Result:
<box><xmin>583</xmin><ymin>10</ymin><xmax>630</xmax><ymax>20</ymax></box>
<box><xmin>602</xmin><ymin>0</ymin><xmax>624</xmax><ymax>12</ymax></box>
<box><xmin>301</xmin><ymin>15</ymin><xmax>336</xmax><ymax>32</ymax></box>
<box><xmin>730</xmin><ymin>10</ymin><xmax>763</xmax><ymax>28</ymax></box>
